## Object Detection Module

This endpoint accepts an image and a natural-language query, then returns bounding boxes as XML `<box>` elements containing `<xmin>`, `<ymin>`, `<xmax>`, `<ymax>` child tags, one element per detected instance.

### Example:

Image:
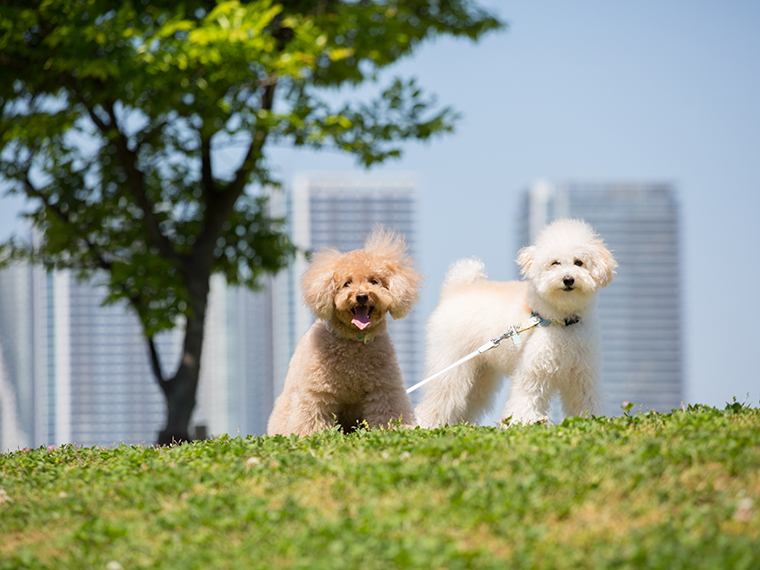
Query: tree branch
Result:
<box><xmin>135</xmin><ymin>118</ymin><xmax>171</xmax><ymax>150</ymax></box>
<box><xmin>201</xmin><ymin>134</ymin><xmax>214</xmax><ymax>198</ymax></box>
<box><xmin>192</xmin><ymin>81</ymin><xmax>278</xmax><ymax>267</ymax></box>
<box><xmin>84</xmin><ymin>101</ymin><xmax>180</xmax><ymax>263</ymax></box>
<box><xmin>147</xmin><ymin>336</ymin><xmax>169</xmax><ymax>394</ymax></box>
<box><xmin>83</xmin><ymin>102</ymin><xmax>112</xmax><ymax>134</ymax></box>
<box><xmin>22</xmin><ymin>174</ymin><xmax>113</xmax><ymax>273</ymax></box>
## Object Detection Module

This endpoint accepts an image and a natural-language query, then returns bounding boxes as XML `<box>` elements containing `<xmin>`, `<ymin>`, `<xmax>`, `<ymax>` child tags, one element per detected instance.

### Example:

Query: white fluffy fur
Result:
<box><xmin>415</xmin><ymin>218</ymin><xmax>617</xmax><ymax>427</ymax></box>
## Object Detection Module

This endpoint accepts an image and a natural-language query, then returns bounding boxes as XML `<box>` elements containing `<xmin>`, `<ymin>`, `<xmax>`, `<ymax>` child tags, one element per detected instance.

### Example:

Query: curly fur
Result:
<box><xmin>267</xmin><ymin>227</ymin><xmax>422</xmax><ymax>436</ymax></box>
<box><xmin>415</xmin><ymin>218</ymin><xmax>617</xmax><ymax>427</ymax></box>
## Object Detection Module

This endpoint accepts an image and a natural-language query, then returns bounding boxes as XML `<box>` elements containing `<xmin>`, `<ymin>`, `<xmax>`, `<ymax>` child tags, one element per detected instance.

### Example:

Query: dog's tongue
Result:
<box><xmin>351</xmin><ymin>306</ymin><xmax>371</xmax><ymax>330</ymax></box>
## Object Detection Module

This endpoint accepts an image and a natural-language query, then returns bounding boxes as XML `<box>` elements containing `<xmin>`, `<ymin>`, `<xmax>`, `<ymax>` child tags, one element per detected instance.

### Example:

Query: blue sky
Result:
<box><xmin>269</xmin><ymin>0</ymin><xmax>760</xmax><ymax>409</ymax></box>
<box><xmin>2</xmin><ymin>1</ymin><xmax>759</xmax><ymax>410</ymax></box>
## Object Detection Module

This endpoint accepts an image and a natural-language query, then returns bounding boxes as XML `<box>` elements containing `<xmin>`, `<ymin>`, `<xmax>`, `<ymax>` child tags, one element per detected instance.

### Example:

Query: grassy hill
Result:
<box><xmin>1</xmin><ymin>403</ymin><xmax>759</xmax><ymax>569</ymax></box>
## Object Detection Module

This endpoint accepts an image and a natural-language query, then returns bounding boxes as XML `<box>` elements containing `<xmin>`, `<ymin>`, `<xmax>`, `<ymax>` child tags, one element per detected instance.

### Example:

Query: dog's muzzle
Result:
<box><xmin>351</xmin><ymin>292</ymin><xmax>373</xmax><ymax>330</ymax></box>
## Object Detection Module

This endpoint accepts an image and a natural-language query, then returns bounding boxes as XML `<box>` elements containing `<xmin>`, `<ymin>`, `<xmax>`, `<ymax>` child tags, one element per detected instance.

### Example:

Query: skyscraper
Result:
<box><xmin>193</xmin><ymin>274</ymin><xmax>276</xmax><ymax>438</ymax></box>
<box><xmin>0</xmin><ymin>262</ymin><xmax>36</xmax><ymax>451</ymax></box>
<box><xmin>520</xmin><ymin>181</ymin><xmax>683</xmax><ymax>416</ymax></box>
<box><xmin>273</xmin><ymin>173</ymin><xmax>423</xmax><ymax>398</ymax></box>
<box><xmin>0</xmin><ymin>262</ymin><xmax>72</xmax><ymax>450</ymax></box>
<box><xmin>0</xmin><ymin>256</ymin><xmax>274</xmax><ymax>449</ymax></box>
<box><xmin>0</xmin><ymin>261</ymin><xmax>179</xmax><ymax>449</ymax></box>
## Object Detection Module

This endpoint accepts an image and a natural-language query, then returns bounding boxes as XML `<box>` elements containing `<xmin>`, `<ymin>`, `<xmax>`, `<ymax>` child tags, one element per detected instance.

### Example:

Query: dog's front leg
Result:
<box><xmin>500</xmin><ymin>371</ymin><xmax>553</xmax><ymax>426</ymax></box>
<box><xmin>286</xmin><ymin>391</ymin><xmax>340</xmax><ymax>436</ymax></box>
<box><xmin>415</xmin><ymin>360</ymin><xmax>486</xmax><ymax>428</ymax></box>
<box><xmin>363</xmin><ymin>387</ymin><xmax>416</xmax><ymax>429</ymax></box>
<box><xmin>559</xmin><ymin>368</ymin><xmax>602</xmax><ymax>419</ymax></box>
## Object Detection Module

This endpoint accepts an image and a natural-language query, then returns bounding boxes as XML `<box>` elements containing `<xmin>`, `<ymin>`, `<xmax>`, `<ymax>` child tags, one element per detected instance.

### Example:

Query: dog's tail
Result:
<box><xmin>441</xmin><ymin>257</ymin><xmax>487</xmax><ymax>292</ymax></box>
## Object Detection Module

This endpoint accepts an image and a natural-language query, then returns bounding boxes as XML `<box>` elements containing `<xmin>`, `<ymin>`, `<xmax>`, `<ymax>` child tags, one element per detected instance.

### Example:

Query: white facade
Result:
<box><xmin>194</xmin><ymin>275</ymin><xmax>276</xmax><ymax>438</ymax></box>
<box><xmin>0</xmin><ymin>263</ymin><xmax>179</xmax><ymax>449</ymax></box>
<box><xmin>520</xmin><ymin>181</ymin><xmax>683</xmax><ymax>416</ymax></box>
<box><xmin>0</xmin><ymin>262</ymin><xmax>35</xmax><ymax>451</ymax></box>
<box><xmin>0</xmin><ymin>259</ymin><xmax>277</xmax><ymax>449</ymax></box>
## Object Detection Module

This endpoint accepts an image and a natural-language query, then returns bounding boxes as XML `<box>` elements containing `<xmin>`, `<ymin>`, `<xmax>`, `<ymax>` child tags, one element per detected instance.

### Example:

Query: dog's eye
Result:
<box><xmin>551</xmin><ymin>261</ymin><xmax>560</xmax><ymax>266</ymax></box>
<box><xmin>574</xmin><ymin>260</ymin><xmax>584</xmax><ymax>267</ymax></box>
<box><xmin>343</xmin><ymin>280</ymin><xmax>352</xmax><ymax>288</ymax></box>
<box><xmin>369</xmin><ymin>278</ymin><xmax>379</xmax><ymax>286</ymax></box>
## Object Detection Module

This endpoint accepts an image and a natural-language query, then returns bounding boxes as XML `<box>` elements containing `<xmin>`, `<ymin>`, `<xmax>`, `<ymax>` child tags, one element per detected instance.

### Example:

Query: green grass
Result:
<box><xmin>2</xmin><ymin>403</ymin><xmax>759</xmax><ymax>570</ymax></box>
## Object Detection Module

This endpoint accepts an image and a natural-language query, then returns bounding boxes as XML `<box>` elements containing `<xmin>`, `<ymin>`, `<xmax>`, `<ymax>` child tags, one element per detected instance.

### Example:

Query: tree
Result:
<box><xmin>0</xmin><ymin>0</ymin><xmax>503</xmax><ymax>444</ymax></box>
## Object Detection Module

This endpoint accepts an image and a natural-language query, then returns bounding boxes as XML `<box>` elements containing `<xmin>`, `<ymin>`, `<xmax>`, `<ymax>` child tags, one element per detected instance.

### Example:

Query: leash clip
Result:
<box><xmin>510</xmin><ymin>326</ymin><xmax>522</xmax><ymax>347</ymax></box>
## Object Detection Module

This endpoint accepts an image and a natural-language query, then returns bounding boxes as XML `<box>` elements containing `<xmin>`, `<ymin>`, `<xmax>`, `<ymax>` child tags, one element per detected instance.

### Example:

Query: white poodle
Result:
<box><xmin>415</xmin><ymin>218</ymin><xmax>617</xmax><ymax>427</ymax></box>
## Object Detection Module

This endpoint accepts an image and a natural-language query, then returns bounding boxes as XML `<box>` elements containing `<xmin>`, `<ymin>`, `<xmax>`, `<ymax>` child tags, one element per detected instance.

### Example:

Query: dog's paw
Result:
<box><xmin>499</xmin><ymin>413</ymin><xmax>551</xmax><ymax>427</ymax></box>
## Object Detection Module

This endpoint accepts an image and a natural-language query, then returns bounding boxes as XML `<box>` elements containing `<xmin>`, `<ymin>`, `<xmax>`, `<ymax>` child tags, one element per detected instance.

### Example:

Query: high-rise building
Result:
<box><xmin>273</xmin><ymin>173</ymin><xmax>423</xmax><ymax>399</ymax></box>
<box><xmin>65</xmin><ymin>273</ymin><xmax>176</xmax><ymax>446</ymax></box>
<box><xmin>520</xmin><ymin>181</ymin><xmax>683</xmax><ymax>416</ymax></box>
<box><xmin>0</xmin><ymin>257</ymin><xmax>275</xmax><ymax>449</ymax></box>
<box><xmin>0</xmin><ymin>261</ymin><xmax>181</xmax><ymax>449</ymax></box>
<box><xmin>0</xmin><ymin>262</ymin><xmax>37</xmax><ymax>451</ymax></box>
<box><xmin>194</xmin><ymin>274</ymin><xmax>276</xmax><ymax>438</ymax></box>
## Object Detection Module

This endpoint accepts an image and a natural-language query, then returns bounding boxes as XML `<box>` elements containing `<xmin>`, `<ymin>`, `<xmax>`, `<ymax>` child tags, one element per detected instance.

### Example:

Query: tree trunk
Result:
<box><xmin>157</xmin><ymin>276</ymin><xmax>209</xmax><ymax>446</ymax></box>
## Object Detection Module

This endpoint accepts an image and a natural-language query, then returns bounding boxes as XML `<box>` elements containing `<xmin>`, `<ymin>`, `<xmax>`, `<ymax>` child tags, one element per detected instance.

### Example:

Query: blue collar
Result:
<box><xmin>531</xmin><ymin>312</ymin><xmax>581</xmax><ymax>327</ymax></box>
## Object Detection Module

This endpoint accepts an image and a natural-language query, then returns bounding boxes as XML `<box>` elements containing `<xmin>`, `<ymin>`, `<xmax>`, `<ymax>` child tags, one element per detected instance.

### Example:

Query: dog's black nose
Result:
<box><xmin>563</xmin><ymin>276</ymin><xmax>575</xmax><ymax>287</ymax></box>
<box><xmin>356</xmin><ymin>292</ymin><xmax>369</xmax><ymax>304</ymax></box>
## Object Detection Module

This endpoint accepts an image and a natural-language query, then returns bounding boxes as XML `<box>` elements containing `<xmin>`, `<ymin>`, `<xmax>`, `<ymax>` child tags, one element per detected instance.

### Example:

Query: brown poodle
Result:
<box><xmin>267</xmin><ymin>228</ymin><xmax>422</xmax><ymax>436</ymax></box>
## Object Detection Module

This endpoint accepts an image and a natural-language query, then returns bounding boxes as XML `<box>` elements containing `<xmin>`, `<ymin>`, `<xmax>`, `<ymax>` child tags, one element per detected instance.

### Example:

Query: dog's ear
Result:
<box><xmin>301</xmin><ymin>248</ymin><xmax>342</xmax><ymax>319</ymax></box>
<box><xmin>516</xmin><ymin>245</ymin><xmax>535</xmax><ymax>278</ymax></box>
<box><xmin>590</xmin><ymin>242</ymin><xmax>617</xmax><ymax>288</ymax></box>
<box><xmin>365</xmin><ymin>228</ymin><xmax>422</xmax><ymax>320</ymax></box>
<box><xmin>386</xmin><ymin>261</ymin><xmax>423</xmax><ymax>320</ymax></box>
